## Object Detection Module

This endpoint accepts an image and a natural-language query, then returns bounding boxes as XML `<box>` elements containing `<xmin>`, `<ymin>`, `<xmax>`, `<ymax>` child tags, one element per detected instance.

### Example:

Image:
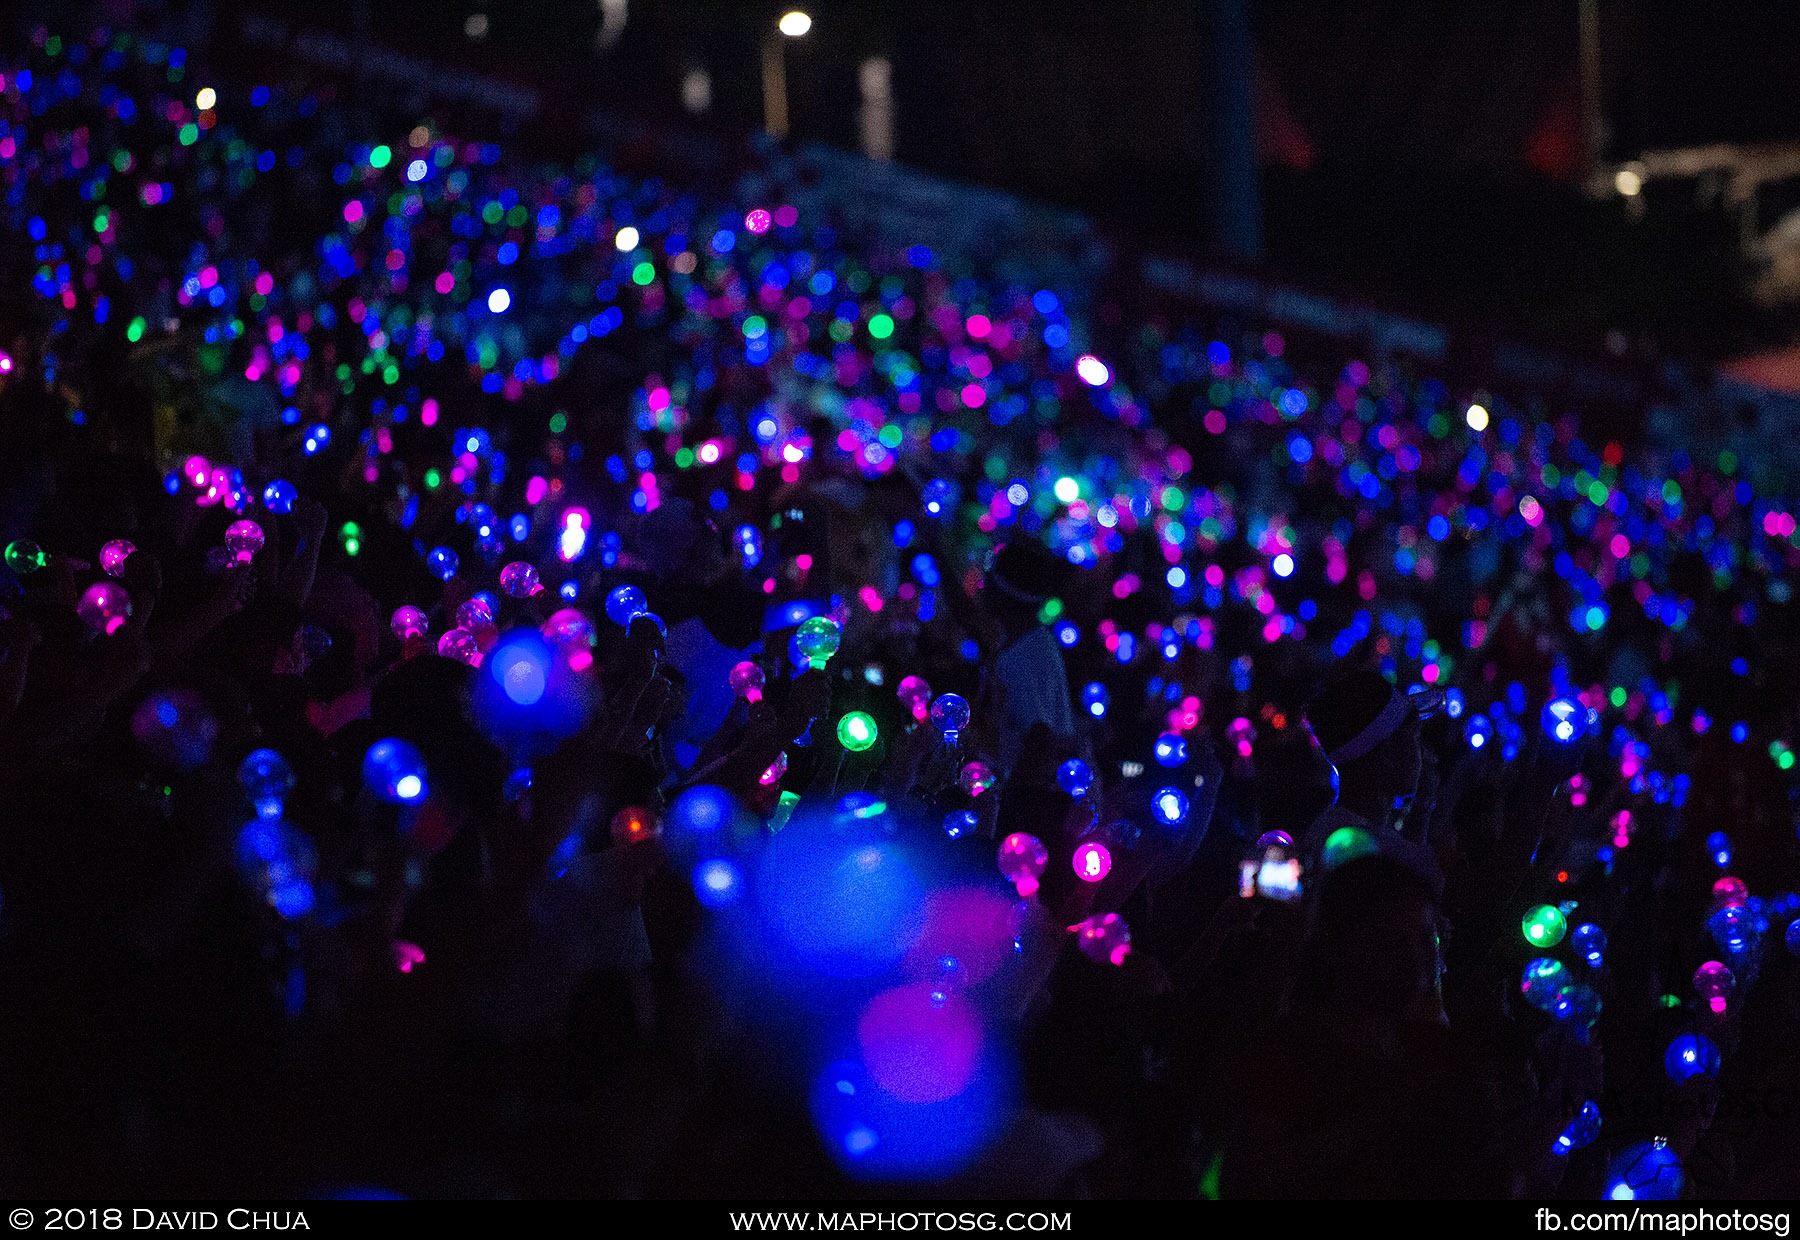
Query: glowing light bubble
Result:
<box><xmin>238</xmin><ymin>748</ymin><xmax>294</xmax><ymax>819</ymax></box>
<box><xmin>1553</xmin><ymin>984</ymin><xmax>1602</xmax><ymax>1038</ymax></box>
<box><xmin>436</xmin><ymin>628</ymin><xmax>482</xmax><ymax>666</ymax></box>
<box><xmin>693</xmin><ymin>858</ymin><xmax>742</xmax><ymax>907</ymax></box>
<box><xmin>390</xmin><ymin>605</ymin><xmax>429</xmax><ymax>642</ymax></box>
<box><xmin>1541</xmin><ymin>696</ymin><xmax>1594</xmax><ymax>744</ymax></box>
<box><xmin>956</xmin><ymin>762</ymin><xmax>995</xmax><ymax>800</ymax></box>
<box><xmin>1520</xmin><ymin>957</ymin><xmax>1569</xmax><ymax>1011</ymax></box>
<box><xmin>896</xmin><ymin>675</ymin><xmax>932</xmax><ymax>722</ymax></box>
<box><xmin>77</xmin><ymin>581</ymin><xmax>132</xmax><ymax>636</ymax></box>
<box><xmin>262</xmin><ymin>479</ymin><xmax>296</xmax><ymax>514</ymax></box>
<box><xmin>1056</xmin><ymin>758</ymin><xmax>1094</xmax><ymax>799</ymax></box>
<box><xmin>1664</xmin><ymin>1033</ymin><xmax>1721</xmax><ymax>1084</ymax></box>
<box><xmin>1072</xmin><ymin>912</ymin><xmax>1132</xmax><ymax>965</ymax></box>
<box><xmin>234</xmin><ymin>818</ymin><xmax>317</xmax><ymax>911</ymax></box>
<box><xmin>943</xmin><ymin>809</ymin><xmax>978</xmax><ymax>839</ymax></box>
<box><xmin>1464</xmin><ymin>714</ymin><xmax>1493</xmax><ymax>750</ymax></box>
<box><xmin>426</xmin><ymin>546</ymin><xmax>459</xmax><ymax>581</ymax></box>
<box><xmin>542</xmin><ymin>607</ymin><xmax>596</xmax><ymax>650</ymax></box>
<box><xmin>363</xmin><ymin>738</ymin><xmax>428</xmax><ymax>804</ymax></box>
<box><xmin>99</xmin><ymin>539</ymin><xmax>137</xmax><ymax>577</ymax></box>
<box><xmin>928</xmin><ymin>693</ymin><xmax>970</xmax><ymax>743</ymax></box>
<box><xmin>1788</xmin><ymin>918</ymin><xmax>1800</xmax><ymax>958</ymax></box>
<box><xmin>456</xmin><ymin>596</ymin><xmax>496</xmax><ymax>632</ymax></box>
<box><xmin>1706</xmin><ymin>830</ymin><xmax>1732</xmax><ymax>868</ymax></box>
<box><xmin>1521</xmin><ymin>903</ymin><xmax>1568</xmax><ymax>949</ymax></box>
<box><xmin>996</xmin><ymin>832</ymin><xmax>1049</xmax><ymax>897</ymax></box>
<box><xmin>1072</xmin><ymin>841</ymin><xmax>1112</xmax><ymax>883</ymax></box>
<box><xmin>1152</xmin><ymin>733</ymin><xmax>1188</xmax><ymax>767</ymax></box>
<box><xmin>1605</xmin><ymin>1139</ymin><xmax>1683</xmax><ymax>1201</ymax></box>
<box><xmin>610</xmin><ymin>805</ymin><xmax>661</xmax><ymax>845</ymax></box>
<box><xmin>604</xmin><ymin>584</ymin><xmax>648</xmax><ymax>627</ymax></box>
<box><xmin>745</xmin><ymin>207</ymin><xmax>774</xmax><ymax>233</ymax></box>
<box><xmin>795</xmin><ymin>615</ymin><xmax>842</xmax><ymax>670</ymax></box>
<box><xmin>922</xmin><ymin>478</ymin><xmax>958</xmax><ymax>519</ymax></box>
<box><xmin>1553</xmin><ymin>1101</ymin><xmax>1601</xmax><ymax>1156</ymax></box>
<box><xmin>4</xmin><ymin>539</ymin><xmax>49</xmax><ymax>574</ymax></box>
<box><xmin>131</xmin><ymin>689</ymin><xmax>218</xmax><ymax>770</ymax></box>
<box><xmin>487</xmin><ymin>288</ymin><xmax>511</xmax><ymax>313</ymax></box>
<box><xmin>393</xmin><ymin>941</ymin><xmax>426</xmax><ymax>974</ymax></box>
<box><xmin>488</xmin><ymin>633</ymin><xmax>549</xmax><ymax>706</ymax></box>
<box><xmin>1707</xmin><ymin>903</ymin><xmax>1754</xmax><ymax>954</ymax></box>
<box><xmin>224</xmin><ymin>519</ymin><xmax>265</xmax><ymax>564</ymax></box>
<box><xmin>1151</xmin><ymin>786</ymin><xmax>1189</xmax><ymax>827</ymax></box>
<box><xmin>499</xmin><ymin>561</ymin><xmax>540</xmax><ymax>598</ymax></box>
<box><xmin>1693</xmin><ymin>961</ymin><xmax>1735</xmax><ymax>1013</ymax></box>
<box><xmin>1712</xmin><ymin>875</ymin><xmax>1749</xmax><ymax>908</ymax></box>
<box><xmin>1322</xmin><ymin>825</ymin><xmax>1378</xmax><ymax>870</ymax></box>
<box><xmin>1075</xmin><ymin>354</ymin><xmax>1111</xmax><ymax>386</ymax></box>
<box><xmin>1573</xmin><ymin>922</ymin><xmax>1607</xmax><ymax>967</ymax></box>
<box><xmin>730</xmin><ymin>660</ymin><xmax>766</xmax><ymax>703</ymax></box>
<box><xmin>1082</xmin><ymin>682</ymin><xmax>1109</xmax><ymax>719</ymax></box>
<box><xmin>837</xmin><ymin>711</ymin><xmax>879</xmax><ymax>752</ymax></box>
<box><xmin>858</xmin><ymin>983</ymin><xmax>982</xmax><ymax>1104</ymax></box>
<box><xmin>502</xmin><ymin>768</ymin><xmax>533</xmax><ymax>803</ymax></box>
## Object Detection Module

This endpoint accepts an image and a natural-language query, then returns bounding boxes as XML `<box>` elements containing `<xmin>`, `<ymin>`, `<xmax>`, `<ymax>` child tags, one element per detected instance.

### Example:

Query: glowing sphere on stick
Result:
<box><xmin>1072</xmin><ymin>841</ymin><xmax>1112</xmax><ymax>883</ymax></box>
<box><xmin>729</xmin><ymin>660</ymin><xmax>766</xmax><ymax>703</ymax></box>
<box><xmin>670</xmin><ymin>785</ymin><xmax>736</xmax><ymax>836</ymax></box>
<box><xmin>1465</xmin><ymin>714</ymin><xmax>1493</xmax><ymax>750</ymax></box>
<box><xmin>605</xmin><ymin>584</ymin><xmax>648</xmax><ymax>627</ymax></box>
<box><xmin>1521</xmin><ymin>904</ymin><xmax>1568</xmax><ymax>949</ymax></box>
<box><xmin>1707</xmin><ymin>903</ymin><xmax>1753</xmax><ymax>954</ymax></box>
<box><xmin>224</xmin><ymin>519</ymin><xmax>265</xmax><ymax>563</ymax></box>
<box><xmin>1553</xmin><ymin>984</ymin><xmax>1602</xmax><ymax>1037</ymax></box>
<box><xmin>1553</xmin><ymin>1101</ymin><xmax>1601</xmax><ymax>1156</ymax></box>
<box><xmin>958</xmin><ymin>760</ymin><xmax>996</xmax><ymax>797</ymax></box>
<box><xmin>759</xmin><ymin>752</ymin><xmax>789</xmax><ymax>786</ymax></box>
<box><xmin>896</xmin><ymin>675</ymin><xmax>932</xmax><ymax>722</ymax></box>
<box><xmin>1082</xmin><ymin>682</ymin><xmax>1109</xmax><ymax>719</ymax></box>
<box><xmin>1693</xmin><ymin>961</ymin><xmax>1735</xmax><ymax>1013</ymax></box>
<box><xmin>238</xmin><ymin>748</ymin><xmax>295</xmax><ymax>819</ymax></box>
<box><xmin>996</xmin><ymin>833</ymin><xmax>1049</xmax><ymax>896</ymax></box>
<box><xmin>542</xmin><ymin>608</ymin><xmax>596</xmax><ymax>649</ymax></box>
<box><xmin>1664</xmin><ymin>1033</ymin><xmax>1721</xmax><ymax>1083</ymax></box>
<box><xmin>130</xmin><ymin>689</ymin><xmax>218</xmax><ymax>769</ymax></box>
<box><xmin>1787</xmin><ymin>919</ymin><xmax>1800</xmax><ymax>957</ymax></box>
<box><xmin>1605</xmin><ymin>1140</ymin><xmax>1683</xmax><ymax>1201</ymax></box>
<box><xmin>1056</xmin><ymin>758</ymin><xmax>1094</xmax><ymax>799</ymax></box>
<box><xmin>4</xmin><ymin>539</ymin><xmax>48</xmax><ymax>573</ymax></box>
<box><xmin>1151</xmin><ymin>786</ymin><xmax>1189</xmax><ymax>827</ymax></box>
<box><xmin>262</xmin><ymin>479</ymin><xmax>296</xmax><ymax>514</ymax></box>
<box><xmin>490</xmin><ymin>635</ymin><xmax>549</xmax><ymax>706</ymax></box>
<box><xmin>929</xmin><ymin>693</ymin><xmax>970</xmax><ymax>743</ymax></box>
<box><xmin>1520</xmin><ymin>958</ymin><xmax>1569</xmax><ymax>1011</ymax></box>
<box><xmin>456</xmin><ymin>596</ymin><xmax>496</xmax><ymax>632</ymax></box>
<box><xmin>610</xmin><ymin>806</ymin><xmax>661</xmax><ymax>845</ymax></box>
<box><xmin>1153</xmin><ymin>733</ymin><xmax>1188</xmax><ymax>768</ymax></box>
<box><xmin>1540</xmin><ymin>696</ymin><xmax>1593</xmax><ymax>744</ymax></box>
<box><xmin>99</xmin><ymin>539</ymin><xmax>137</xmax><ymax>577</ymax></box>
<box><xmin>390</xmin><ymin>606</ymin><xmax>429</xmax><ymax>642</ymax></box>
<box><xmin>1072</xmin><ymin>912</ymin><xmax>1132</xmax><ymax>965</ymax></box>
<box><xmin>426</xmin><ymin>546</ymin><xmax>459</xmax><ymax>581</ymax></box>
<box><xmin>436</xmin><ymin>628</ymin><xmax>482</xmax><ymax>666</ymax></box>
<box><xmin>922</xmin><ymin>478</ymin><xmax>958</xmax><ymax>519</ymax></box>
<box><xmin>363</xmin><ymin>738</ymin><xmax>428</xmax><ymax>804</ymax></box>
<box><xmin>1712</xmin><ymin>876</ymin><xmax>1749</xmax><ymax>908</ymax></box>
<box><xmin>943</xmin><ymin>810</ymin><xmax>977</xmax><ymax>839</ymax></box>
<box><xmin>795</xmin><ymin>615</ymin><xmax>842</xmax><ymax>670</ymax></box>
<box><xmin>837</xmin><ymin>711</ymin><xmax>879</xmax><ymax>753</ymax></box>
<box><xmin>1573</xmin><ymin>922</ymin><xmax>1606</xmax><ymax>967</ymax></box>
<box><xmin>78</xmin><ymin>581</ymin><xmax>132</xmax><ymax>635</ymax></box>
<box><xmin>499</xmin><ymin>561</ymin><xmax>540</xmax><ymax>598</ymax></box>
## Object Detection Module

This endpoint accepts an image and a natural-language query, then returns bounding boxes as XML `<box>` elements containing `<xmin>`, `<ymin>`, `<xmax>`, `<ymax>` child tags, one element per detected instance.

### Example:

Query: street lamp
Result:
<box><xmin>763</xmin><ymin>11</ymin><xmax>812</xmax><ymax>139</ymax></box>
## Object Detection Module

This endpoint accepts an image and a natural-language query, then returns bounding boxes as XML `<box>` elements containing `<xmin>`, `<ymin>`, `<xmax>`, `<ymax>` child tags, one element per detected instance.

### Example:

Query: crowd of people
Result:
<box><xmin>1</xmin><ymin>22</ymin><xmax>1798</xmax><ymax>1200</ymax></box>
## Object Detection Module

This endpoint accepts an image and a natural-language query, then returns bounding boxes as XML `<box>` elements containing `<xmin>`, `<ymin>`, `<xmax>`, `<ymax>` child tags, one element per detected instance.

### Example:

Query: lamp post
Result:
<box><xmin>763</xmin><ymin>10</ymin><xmax>812</xmax><ymax>140</ymax></box>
